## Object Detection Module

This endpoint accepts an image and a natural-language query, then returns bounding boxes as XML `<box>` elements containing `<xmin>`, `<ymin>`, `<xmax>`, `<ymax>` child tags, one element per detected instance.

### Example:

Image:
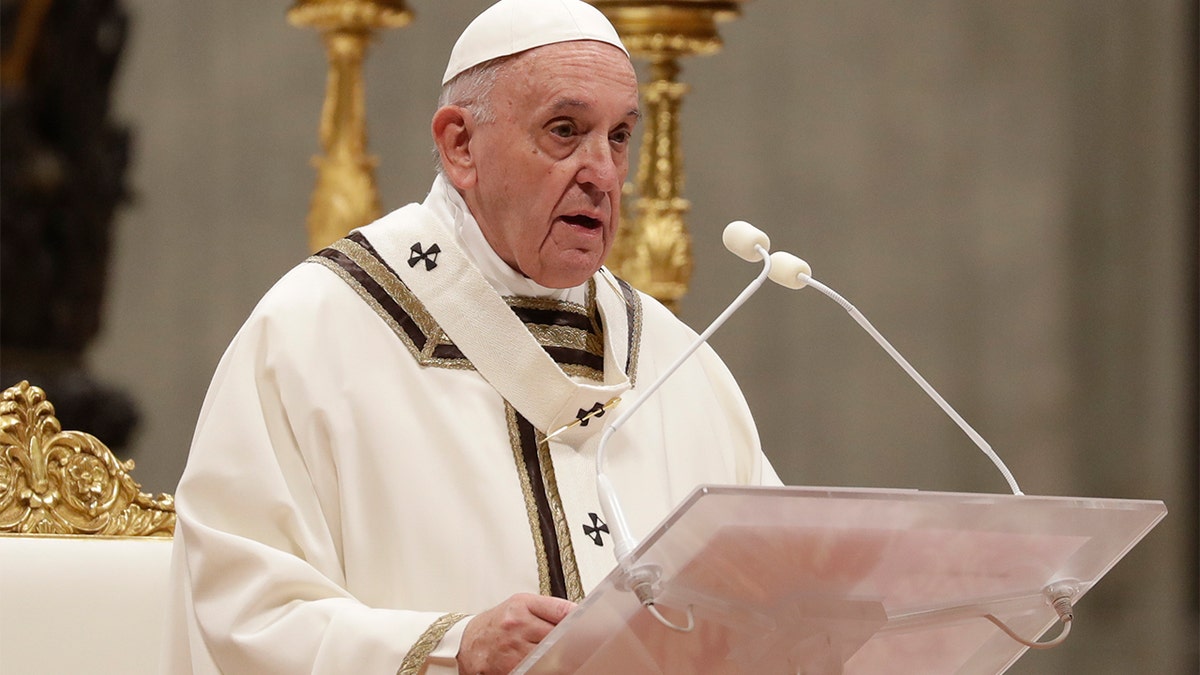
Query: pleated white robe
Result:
<box><xmin>163</xmin><ymin>179</ymin><xmax>780</xmax><ymax>674</ymax></box>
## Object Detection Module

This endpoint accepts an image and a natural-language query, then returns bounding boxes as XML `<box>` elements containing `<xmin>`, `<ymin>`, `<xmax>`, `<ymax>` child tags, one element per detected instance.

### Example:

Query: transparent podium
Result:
<box><xmin>514</xmin><ymin>486</ymin><xmax>1166</xmax><ymax>674</ymax></box>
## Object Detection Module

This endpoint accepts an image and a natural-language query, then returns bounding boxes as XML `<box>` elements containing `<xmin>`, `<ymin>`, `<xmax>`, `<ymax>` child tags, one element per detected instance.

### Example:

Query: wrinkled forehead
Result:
<box><xmin>497</xmin><ymin>41</ymin><xmax>637</xmax><ymax>98</ymax></box>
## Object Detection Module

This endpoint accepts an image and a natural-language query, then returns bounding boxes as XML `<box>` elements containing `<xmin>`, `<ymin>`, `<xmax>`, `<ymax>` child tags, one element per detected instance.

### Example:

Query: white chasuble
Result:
<box><xmin>164</xmin><ymin>187</ymin><xmax>780</xmax><ymax>674</ymax></box>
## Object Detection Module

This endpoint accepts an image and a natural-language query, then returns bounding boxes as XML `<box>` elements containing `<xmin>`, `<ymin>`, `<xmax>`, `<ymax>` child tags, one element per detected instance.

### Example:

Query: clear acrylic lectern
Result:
<box><xmin>513</xmin><ymin>486</ymin><xmax>1166</xmax><ymax>674</ymax></box>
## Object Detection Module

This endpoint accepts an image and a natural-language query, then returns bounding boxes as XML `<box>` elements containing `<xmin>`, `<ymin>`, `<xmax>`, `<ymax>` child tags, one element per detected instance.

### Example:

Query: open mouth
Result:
<box><xmin>559</xmin><ymin>214</ymin><xmax>603</xmax><ymax>230</ymax></box>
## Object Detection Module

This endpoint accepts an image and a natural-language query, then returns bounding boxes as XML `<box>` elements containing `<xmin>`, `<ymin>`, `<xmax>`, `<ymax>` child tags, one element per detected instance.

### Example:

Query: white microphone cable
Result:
<box><xmin>767</xmin><ymin>251</ymin><xmax>1024</xmax><ymax>496</ymax></box>
<box><xmin>596</xmin><ymin>221</ymin><xmax>774</xmax><ymax>566</ymax></box>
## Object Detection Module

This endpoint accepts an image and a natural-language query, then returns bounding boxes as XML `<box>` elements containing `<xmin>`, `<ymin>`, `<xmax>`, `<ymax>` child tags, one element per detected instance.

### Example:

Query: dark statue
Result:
<box><xmin>1</xmin><ymin>0</ymin><xmax>138</xmax><ymax>449</ymax></box>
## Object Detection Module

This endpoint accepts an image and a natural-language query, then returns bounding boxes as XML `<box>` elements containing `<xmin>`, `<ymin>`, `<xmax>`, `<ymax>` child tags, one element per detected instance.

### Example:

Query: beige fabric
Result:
<box><xmin>0</xmin><ymin>536</ymin><xmax>173</xmax><ymax>675</ymax></box>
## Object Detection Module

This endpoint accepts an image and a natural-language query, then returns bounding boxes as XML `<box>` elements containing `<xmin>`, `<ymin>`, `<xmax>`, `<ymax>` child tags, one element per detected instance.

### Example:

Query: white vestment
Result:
<box><xmin>164</xmin><ymin>177</ymin><xmax>781</xmax><ymax>674</ymax></box>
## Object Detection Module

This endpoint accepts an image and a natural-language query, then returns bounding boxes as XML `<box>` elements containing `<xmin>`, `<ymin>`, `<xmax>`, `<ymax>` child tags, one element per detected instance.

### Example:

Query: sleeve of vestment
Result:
<box><xmin>172</xmin><ymin>267</ymin><xmax>467</xmax><ymax>675</ymax></box>
<box><xmin>645</xmin><ymin>288</ymin><xmax>784</xmax><ymax>490</ymax></box>
<box><xmin>697</xmin><ymin>339</ymin><xmax>785</xmax><ymax>488</ymax></box>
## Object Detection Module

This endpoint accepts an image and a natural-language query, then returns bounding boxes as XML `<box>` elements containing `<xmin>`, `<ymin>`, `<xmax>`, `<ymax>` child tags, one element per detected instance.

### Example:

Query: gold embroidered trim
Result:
<box><xmin>525</xmin><ymin>323</ymin><xmax>597</xmax><ymax>354</ymax></box>
<box><xmin>332</xmin><ymin>238</ymin><xmax>475</xmax><ymax>370</ymax></box>
<box><xmin>506</xmin><ymin>284</ymin><xmax>603</xmax><ymax>363</ymax></box>
<box><xmin>621</xmin><ymin>280</ymin><xmax>644</xmax><ymax>387</ymax></box>
<box><xmin>331</xmin><ymin>237</ymin><xmax>438</xmax><ymax>338</ymax></box>
<box><xmin>504</xmin><ymin>294</ymin><xmax>589</xmax><ymax>314</ymax></box>
<box><xmin>560</xmin><ymin>363</ymin><xmax>603</xmax><ymax>382</ymax></box>
<box><xmin>538</xmin><ymin>437</ymin><xmax>585</xmax><ymax>602</ymax></box>
<box><xmin>310</xmin><ymin>242</ymin><xmax>612</xmax><ymax>382</ymax></box>
<box><xmin>584</xmin><ymin>280</ymin><xmax>607</xmax><ymax>361</ymax></box>
<box><xmin>506</xmin><ymin>404</ymin><xmax>582</xmax><ymax>601</ymax></box>
<box><xmin>396</xmin><ymin>612</ymin><xmax>469</xmax><ymax>675</ymax></box>
<box><xmin>307</xmin><ymin>255</ymin><xmax>474</xmax><ymax>373</ymax></box>
<box><xmin>507</xmin><ymin>405</ymin><xmax>551</xmax><ymax>597</ymax></box>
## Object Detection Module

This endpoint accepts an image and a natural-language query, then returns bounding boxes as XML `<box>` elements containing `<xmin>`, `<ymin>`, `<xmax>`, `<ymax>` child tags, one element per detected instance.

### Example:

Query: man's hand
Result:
<box><xmin>456</xmin><ymin>593</ymin><xmax>576</xmax><ymax>675</ymax></box>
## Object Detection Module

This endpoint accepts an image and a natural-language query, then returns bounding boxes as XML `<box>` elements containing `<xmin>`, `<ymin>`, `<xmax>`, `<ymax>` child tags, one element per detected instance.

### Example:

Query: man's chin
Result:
<box><xmin>532</xmin><ymin>273</ymin><xmax>598</xmax><ymax>289</ymax></box>
<box><xmin>528</xmin><ymin>261</ymin><xmax>604</xmax><ymax>289</ymax></box>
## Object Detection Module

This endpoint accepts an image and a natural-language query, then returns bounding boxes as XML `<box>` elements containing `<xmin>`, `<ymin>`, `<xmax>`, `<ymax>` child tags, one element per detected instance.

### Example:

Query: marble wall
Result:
<box><xmin>85</xmin><ymin>1</ymin><xmax>1194</xmax><ymax>672</ymax></box>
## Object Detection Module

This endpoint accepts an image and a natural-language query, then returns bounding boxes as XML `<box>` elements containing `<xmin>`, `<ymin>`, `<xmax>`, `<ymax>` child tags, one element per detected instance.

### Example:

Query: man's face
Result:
<box><xmin>460</xmin><ymin>41</ymin><xmax>639</xmax><ymax>288</ymax></box>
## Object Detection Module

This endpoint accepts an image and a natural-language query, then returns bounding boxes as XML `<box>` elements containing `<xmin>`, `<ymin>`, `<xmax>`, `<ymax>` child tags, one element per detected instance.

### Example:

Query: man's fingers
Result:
<box><xmin>524</xmin><ymin>594</ymin><xmax>576</xmax><ymax>625</ymax></box>
<box><xmin>457</xmin><ymin>594</ymin><xmax>579</xmax><ymax>674</ymax></box>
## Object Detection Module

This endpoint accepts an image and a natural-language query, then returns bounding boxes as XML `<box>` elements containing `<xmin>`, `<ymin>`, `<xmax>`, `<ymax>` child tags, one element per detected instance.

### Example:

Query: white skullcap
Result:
<box><xmin>442</xmin><ymin>0</ymin><xmax>629</xmax><ymax>85</ymax></box>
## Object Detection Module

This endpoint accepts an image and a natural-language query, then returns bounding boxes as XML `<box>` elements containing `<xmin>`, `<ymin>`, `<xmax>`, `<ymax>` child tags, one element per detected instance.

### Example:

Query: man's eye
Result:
<box><xmin>610</xmin><ymin>129</ymin><xmax>631</xmax><ymax>145</ymax></box>
<box><xmin>550</xmin><ymin>124</ymin><xmax>575</xmax><ymax>138</ymax></box>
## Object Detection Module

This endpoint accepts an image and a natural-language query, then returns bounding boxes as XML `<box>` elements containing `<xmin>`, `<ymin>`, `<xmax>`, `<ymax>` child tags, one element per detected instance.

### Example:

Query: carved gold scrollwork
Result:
<box><xmin>590</xmin><ymin>0</ymin><xmax>748</xmax><ymax>312</ymax></box>
<box><xmin>610</xmin><ymin>59</ymin><xmax>695</xmax><ymax>311</ymax></box>
<box><xmin>0</xmin><ymin>381</ymin><xmax>175</xmax><ymax>537</ymax></box>
<box><xmin>289</xmin><ymin>0</ymin><xmax>414</xmax><ymax>252</ymax></box>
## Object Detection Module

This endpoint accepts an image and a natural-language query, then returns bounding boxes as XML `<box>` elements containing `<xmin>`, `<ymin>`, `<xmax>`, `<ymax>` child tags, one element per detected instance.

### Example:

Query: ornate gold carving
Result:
<box><xmin>590</xmin><ymin>1</ymin><xmax>741</xmax><ymax>57</ymax></box>
<box><xmin>610</xmin><ymin>59</ymin><xmax>695</xmax><ymax>311</ymax></box>
<box><xmin>289</xmin><ymin>1</ymin><xmax>414</xmax><ymax>252</ymax></box>
<box><xmin>590</xmin><ymin>0</ymin><xmax>748</xmax><ymax>312</ymax></box>
<box><xmin>0</xmin><ymin>381</ymin><xmax>175</xmax><ymax>537</ymax></box>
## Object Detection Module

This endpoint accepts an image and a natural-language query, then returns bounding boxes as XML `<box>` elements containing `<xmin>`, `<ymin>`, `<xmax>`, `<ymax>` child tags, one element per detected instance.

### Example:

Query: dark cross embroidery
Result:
<box><xmin>408</xmin><ymin>242</ymin><xmax>441</xmax><ymax>271</ymax></box>
<box><xmin>576</xmin><ymin>402</ymin><xmax>607</xmax><ymax>427</ymax></box>
<box><xmin>583</xmin><ymin>512</ymin><xmax>609</xmax><ymax>546</ymax></box>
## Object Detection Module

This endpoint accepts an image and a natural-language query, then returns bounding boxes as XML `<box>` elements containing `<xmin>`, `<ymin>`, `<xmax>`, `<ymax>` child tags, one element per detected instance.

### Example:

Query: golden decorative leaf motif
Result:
<box><xmin>0</xmin><ymin>381</ymin><xmax>175</xmax><ymax>537</ymax></box>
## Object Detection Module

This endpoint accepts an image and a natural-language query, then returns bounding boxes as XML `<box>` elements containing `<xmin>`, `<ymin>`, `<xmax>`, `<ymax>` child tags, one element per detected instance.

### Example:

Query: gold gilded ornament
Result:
<box><xmin>589</xmin><ymin>0</ymin><xmax>748</xmax><ymax>312</ymax></box>
<box><xmin>289</xmin><ymin>0</ymin><xmax>414</xmax><ymax>252</ymax></box>
<box><xmin>0</xmin><ymin>381</ymin><xmax>175</xmax><ymax>537</ymax></box>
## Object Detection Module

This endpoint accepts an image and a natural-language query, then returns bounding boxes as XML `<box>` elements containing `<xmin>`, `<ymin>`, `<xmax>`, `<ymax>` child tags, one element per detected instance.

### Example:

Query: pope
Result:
<box><xmin>164</xmin><ymin>1</ymin><xmax>780</xmax><ymax>673</ymax></box>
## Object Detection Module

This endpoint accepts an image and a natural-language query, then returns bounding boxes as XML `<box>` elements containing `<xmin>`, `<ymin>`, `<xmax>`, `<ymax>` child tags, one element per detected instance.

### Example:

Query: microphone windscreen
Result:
<box><xmin>722</xmin><ymin>221</ymin><xmax>770</xmax><ymax>262</ymax></box>
<box><xmin>768</xmin><ymin>251</ymin><xmax>812</xmax><ymax>289</ymax></box>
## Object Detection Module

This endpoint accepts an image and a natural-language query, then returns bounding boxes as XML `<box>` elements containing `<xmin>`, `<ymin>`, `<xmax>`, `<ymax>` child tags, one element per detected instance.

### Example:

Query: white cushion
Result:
<box><xmin>0</xmin><ymin>536</ymin><xmax>173</xmax><ymax>675</ymax></box>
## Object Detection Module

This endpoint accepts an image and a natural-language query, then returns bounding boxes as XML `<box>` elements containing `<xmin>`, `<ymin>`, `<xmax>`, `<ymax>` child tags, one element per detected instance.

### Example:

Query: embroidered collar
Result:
<box><xmin>349</xmin><ymin>198</ymin><xmax>633</xmax><ymax>449</ymax></box>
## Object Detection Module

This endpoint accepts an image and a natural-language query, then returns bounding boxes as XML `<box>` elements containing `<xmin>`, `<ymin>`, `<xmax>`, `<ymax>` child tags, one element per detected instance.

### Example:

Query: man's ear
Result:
<box><xmin>432</xmin><ymin>106</ymin><xmax>477</xmax><ymax>190</ymax></box>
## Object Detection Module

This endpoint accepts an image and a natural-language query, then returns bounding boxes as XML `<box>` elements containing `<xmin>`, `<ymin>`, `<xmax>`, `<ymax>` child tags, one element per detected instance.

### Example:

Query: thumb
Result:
<box><xmin>527</xmin><ymin>595</ymin><xmax>577</xmax><ymax>624</ymax></box>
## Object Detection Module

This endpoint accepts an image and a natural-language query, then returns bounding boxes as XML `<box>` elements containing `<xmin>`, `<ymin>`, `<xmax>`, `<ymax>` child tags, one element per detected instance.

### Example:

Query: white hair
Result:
<box><xmin>432</xmin><ymin>55</ymin><xmax>514</xmax><ymax>173</ymax></box>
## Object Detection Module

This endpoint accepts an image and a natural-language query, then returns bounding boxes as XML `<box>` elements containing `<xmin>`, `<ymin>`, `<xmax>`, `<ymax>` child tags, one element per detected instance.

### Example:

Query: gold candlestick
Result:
<box><xmin>589</xmin><ymin>1</ymin><xmax>747</xmax><ymax>312</ymax></box>
<box><xmin>288</xmin><ymin>0</ymin><xmax>413</xmax><ymax>252</ymax></box>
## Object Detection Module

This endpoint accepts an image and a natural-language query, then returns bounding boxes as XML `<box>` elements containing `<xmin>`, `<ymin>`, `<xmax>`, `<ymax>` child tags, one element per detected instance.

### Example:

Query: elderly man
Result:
<box><xmin>165</xmin><ymin>1</ymin><xmax>779</xmax><ymax>673</ymax></box>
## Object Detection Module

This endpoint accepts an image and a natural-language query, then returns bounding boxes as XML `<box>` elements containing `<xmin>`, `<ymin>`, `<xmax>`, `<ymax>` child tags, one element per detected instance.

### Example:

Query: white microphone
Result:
<box><xmin>767</xmin><ymin>251</ymin><xmax>812</xmax><ymax>289</ymax></box>
<box><xmin>722</xmin><ymin>220</ymin><xmax>771</xmax><ymax>262</ymax></box>
<box><xmin>596</xmin><ymin>221</ymin><xmax>775</xmax><ymax>568</ymax></box>
<box><xmin>766</xmin><ymin>248</ymin><xmax>1025</xmax><ymax>496</ymax></box>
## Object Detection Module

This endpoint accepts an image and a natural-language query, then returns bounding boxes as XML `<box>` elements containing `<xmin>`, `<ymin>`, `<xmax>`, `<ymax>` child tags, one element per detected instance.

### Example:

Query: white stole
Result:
<box><xmin>363</xmin><ymin>203</ymin><xmax>631</xmax><ymax>449</ymax></box>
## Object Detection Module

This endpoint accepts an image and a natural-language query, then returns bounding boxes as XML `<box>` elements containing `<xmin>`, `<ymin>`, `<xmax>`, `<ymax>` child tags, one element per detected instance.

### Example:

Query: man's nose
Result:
<box><xmin>576</xmin><ymin>134</ymin><xmax>621</xmax><ymax>193</ymax></box>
